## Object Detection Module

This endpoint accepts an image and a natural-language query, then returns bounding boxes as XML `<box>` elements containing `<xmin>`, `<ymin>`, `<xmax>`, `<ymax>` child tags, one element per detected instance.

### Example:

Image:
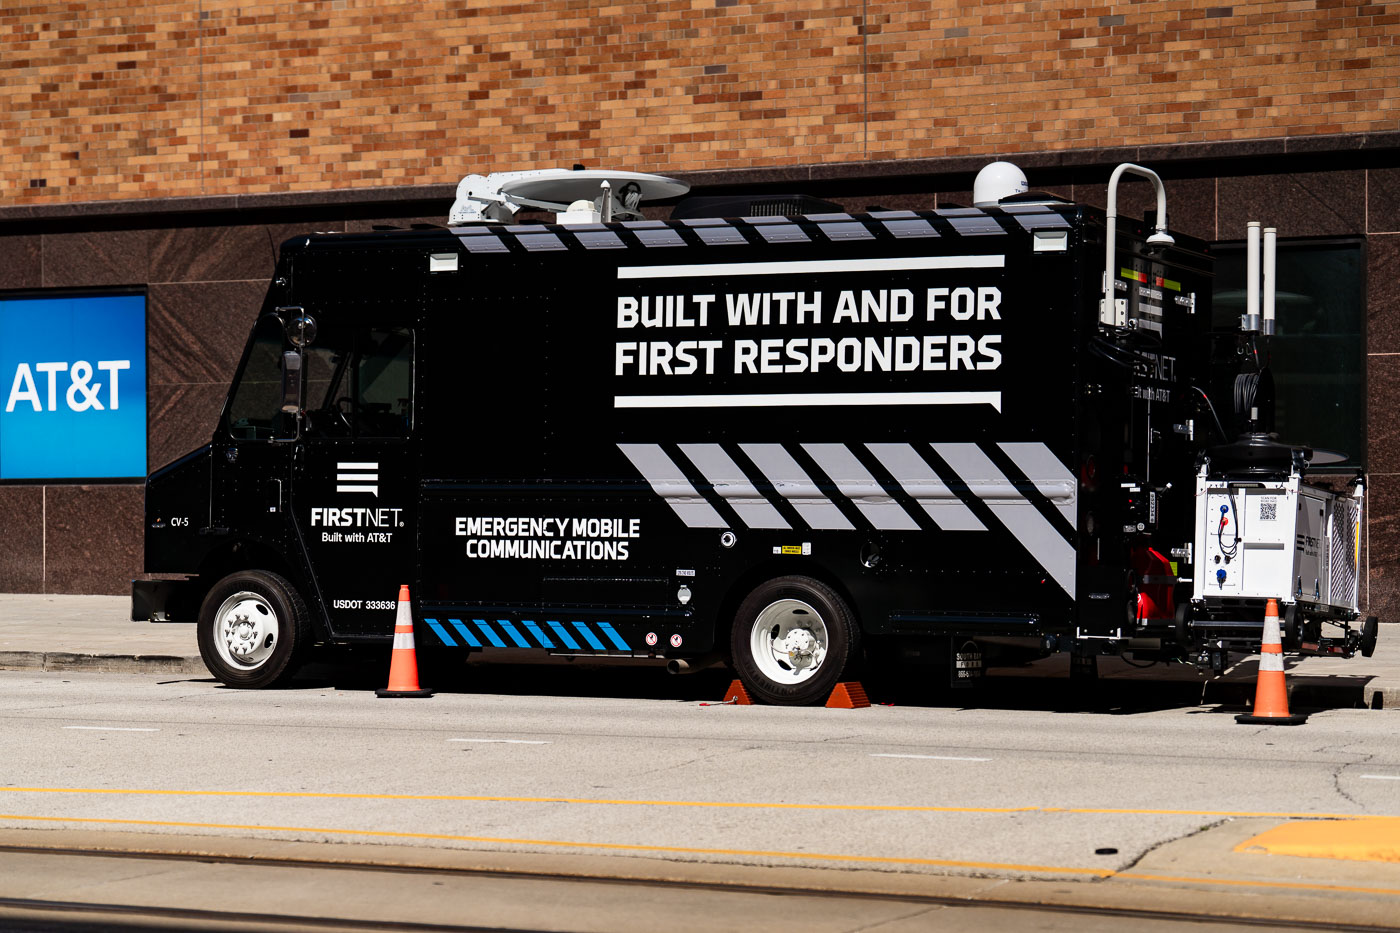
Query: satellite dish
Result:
<box><xmin>500</xmin><ymin>169</ymin><xmax>687</xmax><ymax>205</ymax></box>
<box><xmin>449</xmin><ymin>169</ymin><xmax>688</xmax><ymax>224</ymax></box>
<box><xmin>1307</xmin><ymin>448</ymin><xmax>1348</xmax><ymax>466</ymax></box>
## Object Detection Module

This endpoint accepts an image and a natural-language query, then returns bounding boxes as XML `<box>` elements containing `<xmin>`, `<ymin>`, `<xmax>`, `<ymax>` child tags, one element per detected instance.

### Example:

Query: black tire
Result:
<box><xmin>729</xmin><ymin>575</ymin><xmax>858</xmax><ymax>706</ymax></box>
<box><xmin>197</xmin><ymin>570</ymin><xmax>311</xmax><ymax>688</ymax></box>
<box><xmin>1361</xmin><ymin>615</ymin><xmax>1379</xmax><ymax>658</ymax></box>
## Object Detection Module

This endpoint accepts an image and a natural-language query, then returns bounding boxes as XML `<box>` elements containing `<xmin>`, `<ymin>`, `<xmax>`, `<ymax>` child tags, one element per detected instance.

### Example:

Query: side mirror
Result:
<box><xmin>280</xmin><ymin>350</ymin><xmax>304</xmax><ymax>413</ymax></box>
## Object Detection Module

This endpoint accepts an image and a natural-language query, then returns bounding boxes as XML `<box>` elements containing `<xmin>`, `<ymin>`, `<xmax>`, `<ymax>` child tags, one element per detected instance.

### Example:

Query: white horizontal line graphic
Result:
<box><xmin>336</xmin><ymin>485</ymin><xmax>378</xmax><ymax>496</ymax></box>
<box><xmin>618</xmin><ymin>254</ymin><xmax>1006</xmax><ymax>279</ymax></box>
<box><xmin>336</xmin><ymin>473</ymin><xmax>379</xmax><ymax>482</ymax></box>
<box><xmin>615</xmin><ymin>391</ymin><xmax>1002</xmax><ymax>412</ymax></box>
<box><xmin>869</xmin><ymin>753</ymin><xmax>991</xmax><ymax>762</ymax></box>
<box><xmin>63</xmin><ymin>726</ymin><xmax>159</xmax><ymax>732</ymax></box>
<box><xmin>337</xmin><ymin>461</ymin><xmax>378</xmax><ymax>469</ymax></box>
<box><xmin>448</xmin><ymin>738</ymin><xmax>552</xmax><ymax>745</ymax></box>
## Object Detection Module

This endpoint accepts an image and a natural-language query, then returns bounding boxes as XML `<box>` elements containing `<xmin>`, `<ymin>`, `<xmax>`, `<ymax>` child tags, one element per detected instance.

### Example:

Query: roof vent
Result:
<box><xmin>669</xmin><ymin>193</ymin><xmax>843</xmax><ymax>220</ymax></box>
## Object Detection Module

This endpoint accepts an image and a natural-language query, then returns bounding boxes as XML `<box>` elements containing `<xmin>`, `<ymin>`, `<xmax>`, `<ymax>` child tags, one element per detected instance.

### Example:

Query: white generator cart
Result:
<box><xmin>1189</xmin><ymin>434</ymin><xmax>1376</xmax><ymax>667</ymax></box>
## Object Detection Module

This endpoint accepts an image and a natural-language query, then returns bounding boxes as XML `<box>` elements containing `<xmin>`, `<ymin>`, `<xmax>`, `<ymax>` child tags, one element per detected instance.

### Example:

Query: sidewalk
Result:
<box><xmin>0</xmin><ymin>594</ymin><xmax>1396</xmax><ymax>708</ymax></box>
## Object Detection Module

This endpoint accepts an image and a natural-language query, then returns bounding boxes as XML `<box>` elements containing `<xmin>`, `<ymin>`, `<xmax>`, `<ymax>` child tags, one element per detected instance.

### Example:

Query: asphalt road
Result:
<box><xmin>1</xmin><ymin>670</ymin><xmax>1398</xmax><ymax>930</ymax></box>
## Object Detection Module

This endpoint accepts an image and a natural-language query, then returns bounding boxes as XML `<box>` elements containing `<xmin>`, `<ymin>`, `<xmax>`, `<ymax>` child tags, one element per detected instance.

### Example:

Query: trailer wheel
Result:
<box><xmin>730</xmin><ymin>576</ymin><xmax>858</xmax><ymax>705</ymax></box>
<box><xmin>197</xmin><ymin>570</ymin><xmax>311</xmax><ymax>689</ymax></box>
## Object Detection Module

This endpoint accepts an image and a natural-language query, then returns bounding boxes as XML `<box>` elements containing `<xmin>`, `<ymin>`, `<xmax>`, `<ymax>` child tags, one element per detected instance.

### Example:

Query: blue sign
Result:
<box><xmin>0</xmin><ymin>293</ymin><xmax>147</xmax><ymax>480</ymax></box>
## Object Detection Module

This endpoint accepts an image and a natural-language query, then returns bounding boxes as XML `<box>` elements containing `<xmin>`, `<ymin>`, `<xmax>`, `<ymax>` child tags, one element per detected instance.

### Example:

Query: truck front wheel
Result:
<box><xmin>730</xmin><ymin>575</ymin><xmax>858</xmax><ymax>705</ymax></box>
<box><xmin>197</xmin><ymin>570</ymin><xmax>311</xmax><ymax>688</ymax></box>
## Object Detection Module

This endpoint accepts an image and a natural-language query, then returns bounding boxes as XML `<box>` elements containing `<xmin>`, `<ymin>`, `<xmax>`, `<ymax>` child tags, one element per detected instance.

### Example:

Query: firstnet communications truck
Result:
<box><xmin>133</xmin><ymin>162</ymin><xmax>1378</xmax><ymax>703</ymax></box>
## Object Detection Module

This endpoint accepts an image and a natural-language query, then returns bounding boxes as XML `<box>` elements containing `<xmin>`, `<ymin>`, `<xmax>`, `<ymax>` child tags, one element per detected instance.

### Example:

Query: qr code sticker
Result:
<box><xmin>1259</xmin><ymin>498</ymin><xmax>1278</xmax><ymax>521</ymax></box>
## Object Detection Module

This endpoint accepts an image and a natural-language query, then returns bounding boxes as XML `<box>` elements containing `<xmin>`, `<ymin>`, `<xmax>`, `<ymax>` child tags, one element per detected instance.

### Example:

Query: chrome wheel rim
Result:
<box><xmin>213</xmin><ymin>591</ymin><xmax>279</xmax><ymax>670</ymax></box>
<box><xmin>748</xmin><ymin>598</ymin><xmax>829</xmax><ymax>685</ymax></box>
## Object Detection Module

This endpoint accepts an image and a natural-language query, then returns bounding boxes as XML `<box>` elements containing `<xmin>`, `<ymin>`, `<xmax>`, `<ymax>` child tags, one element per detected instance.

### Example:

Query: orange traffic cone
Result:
<box><xmin>1236</xmin><ymin>598</ymin><xmax>1305</xmax><ymax>725</ymax></box>
<box><xmin>376</xmin><ymin>585</ymin><xmax>433</xmax><ymax>698</ymax></box>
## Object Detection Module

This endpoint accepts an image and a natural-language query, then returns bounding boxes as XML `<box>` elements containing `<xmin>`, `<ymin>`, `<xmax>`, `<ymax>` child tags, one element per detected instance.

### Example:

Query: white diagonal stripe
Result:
<box><xmin>932</xmin><ymin>443</ymin><xmax>1076</xmax><ymax>599</ymax></box>
<box><xmin>618</xmin><ymin>444</ymin><xmax>726</xmax><ymax>528</ymax></box>
<box><xmin>802</xmin><ymin>443</ymin><xmax>919</xmax><ymax>531</ymax></box>
<box><xmin>997</xmin><ymin>443</ymin><xmax>1077</xmax><ymax>525</ymax></box>
<box><xmin>679</xmin><ymin>443</ymin><xmax>789</xmax><ymax>530</ymax></box>
<box><xmin>739</xmin><ymin>444</ymin><xmax>853</xmax><ymax>530</ymax></box>
<box><xmin>865</xmin><ymin>442</ymin><xmax>985</xmax><ymax>531</ymax></box>
<box><xmin>617</xmin><ymin>254</ymin><xmax>1005</xmax><ymax>279</ymax></box>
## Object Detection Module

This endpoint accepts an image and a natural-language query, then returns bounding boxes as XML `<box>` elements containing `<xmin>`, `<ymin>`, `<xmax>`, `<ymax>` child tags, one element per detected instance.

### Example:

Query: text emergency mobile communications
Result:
<box><xmin>133</xmin><ymin>163</ymin><xmax>1378</xmax><ymax>702</ymax></box>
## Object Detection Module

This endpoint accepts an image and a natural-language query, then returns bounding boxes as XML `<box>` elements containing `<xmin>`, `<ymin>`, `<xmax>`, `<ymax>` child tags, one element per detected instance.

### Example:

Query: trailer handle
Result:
<box><xmin>1100</xmin><ymin>164</ymin><xmax>1175</xmax><ymax>326</ymax></box>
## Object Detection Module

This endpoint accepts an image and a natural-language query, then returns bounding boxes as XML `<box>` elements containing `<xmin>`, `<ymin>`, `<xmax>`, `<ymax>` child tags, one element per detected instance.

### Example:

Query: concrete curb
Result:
<box><xmin>0</xmin><ymin>651</ymin><xmax>205</xmax><ymax>675</ymax></box>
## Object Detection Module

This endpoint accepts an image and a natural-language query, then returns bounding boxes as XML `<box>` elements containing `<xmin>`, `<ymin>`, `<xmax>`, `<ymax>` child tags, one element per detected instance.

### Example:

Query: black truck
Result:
<box><xmin>132</xmin><ymin>163</ymin><xmax>1375</xmax><ymax>702</ymax></box>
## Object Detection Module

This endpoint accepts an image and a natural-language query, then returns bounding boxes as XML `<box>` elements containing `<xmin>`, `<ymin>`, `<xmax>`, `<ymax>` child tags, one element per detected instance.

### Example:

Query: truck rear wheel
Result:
<box><xmin>197</xmin><ymin>570</ymin><xmax>311</xmax><ymax>688</ymax></box>
<box><xmin>730</xmin><ymin>575</ymin><xmax>858</xmax><ymax>705</ymax></box>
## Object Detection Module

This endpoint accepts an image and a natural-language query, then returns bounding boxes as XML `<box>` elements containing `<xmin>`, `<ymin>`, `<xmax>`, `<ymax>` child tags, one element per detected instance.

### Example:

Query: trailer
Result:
<box><xmin>133</xmin><ymin>162</ymin><xmax>1377</xmax><ymax>702</ymax></box>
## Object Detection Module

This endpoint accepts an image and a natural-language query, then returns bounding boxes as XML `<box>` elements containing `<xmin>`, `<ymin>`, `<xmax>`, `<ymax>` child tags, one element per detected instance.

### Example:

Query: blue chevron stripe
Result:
<box><xmin>546</xmin><ymin>620</ymin><xmax>580</xmax><ymax>650</ymax></box>
<box><xmin>424</xmin><ymin>618</ymin><xmax>456</xmax><ymax>647</ymax></box>
<box><xmin>596</xmin><ymin>621</ymin><xmax>631</xmax><ymax>651</ymax></box>
<box><xmin>448</xmin><ymin>619</ymin><xmax>481</xmax><ymax>647</ymax></box>
<box><xmin>522</xmin><ymin>620</ymin><xmax>554</xmax><ymax>648</ymax></box>
<box><xmin>496</xmin><ymin>619</ymin><xmax>532</xmax><ymax>648</ymax></box>
<box><xmin>473</xmin><ymin>619</ymin><xmax>508</xmax><ymax>648</ymax></box>
<box><xmin>572</xmin><ymin>621</ymin><xmax>606</xmax><ymax>651</ymax></box>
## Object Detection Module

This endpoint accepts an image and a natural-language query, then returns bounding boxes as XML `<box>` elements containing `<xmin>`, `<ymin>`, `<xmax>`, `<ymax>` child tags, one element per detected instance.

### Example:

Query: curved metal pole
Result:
<box><xmin>1101</xmin><ymin>163</ymin><xmax>1173</xmax><ymax>326</ymax></box>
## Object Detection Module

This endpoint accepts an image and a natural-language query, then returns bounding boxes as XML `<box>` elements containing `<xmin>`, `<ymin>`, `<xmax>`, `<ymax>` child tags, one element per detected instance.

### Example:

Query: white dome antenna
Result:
<box><xmin>972</xmin><ymin>161</ymin><xmax>1028</xmax><ymax>208</ymax></box>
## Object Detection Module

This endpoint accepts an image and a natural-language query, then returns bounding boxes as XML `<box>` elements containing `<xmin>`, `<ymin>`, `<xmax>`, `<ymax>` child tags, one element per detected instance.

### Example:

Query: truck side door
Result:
<box><xmin>292</xmin><ymin>322</ymin><xmax>417</xmax><ymax>638</ymax></box>
<box><xmin>211</xmin><ymin>315</ymin><xmax>297</xmax><ymax>558</ymax></box>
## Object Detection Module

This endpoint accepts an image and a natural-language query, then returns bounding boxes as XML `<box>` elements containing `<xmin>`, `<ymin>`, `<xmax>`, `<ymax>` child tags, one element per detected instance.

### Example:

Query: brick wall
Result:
<box><xmin>5</xmin><ymin>1</ymin><xmax>1397</xmax><ymax>205</ymax></box>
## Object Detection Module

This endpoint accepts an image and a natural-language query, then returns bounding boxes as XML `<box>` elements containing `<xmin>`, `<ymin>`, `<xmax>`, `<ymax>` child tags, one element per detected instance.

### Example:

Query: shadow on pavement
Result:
<box><xmin>273</xmin><ymin>646</ymin><xmax>1379</xmax><ymax>714</ymax></box>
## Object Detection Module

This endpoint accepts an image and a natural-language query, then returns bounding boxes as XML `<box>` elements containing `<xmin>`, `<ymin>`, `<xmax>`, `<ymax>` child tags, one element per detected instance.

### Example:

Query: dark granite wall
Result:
<box><xmin>1</xmin><ymin>145</ymin><xmax>1397</xmax><ymax>620</ymax></box>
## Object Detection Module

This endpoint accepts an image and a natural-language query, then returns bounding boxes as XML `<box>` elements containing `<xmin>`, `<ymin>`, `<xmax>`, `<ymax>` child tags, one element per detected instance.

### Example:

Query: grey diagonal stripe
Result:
<box><xmin>997</xmin><ymin>442</ymin><xmax>1077</xmax><ymax>526</ymax></box>
<box><xmin>678</xmin><ymin>443</ymin><xmax>790</xmax><ymax>530</ymax></box>
<box><xmin>802</xmin><ymin>443</ymin><xmax>919</xmax><ymax>531</ymax></box>
<box><xmin>865</xmin><ymin>442</ymin><xmax>986</xmax><ymax>531</ymax></box>
<box><xmin>739</xmin><ymin>443</ymin><xmax>854</xmax><ymax>531</ymax></box>
<box><xmin>617</xmin><ymin>444</ymin><xmax>726</xmax><ymax>528</ymax></box>
<box><xmin>931</xmin><ymin>443</ymin><xmax>1076</xmax><ymax>599</ymax></box>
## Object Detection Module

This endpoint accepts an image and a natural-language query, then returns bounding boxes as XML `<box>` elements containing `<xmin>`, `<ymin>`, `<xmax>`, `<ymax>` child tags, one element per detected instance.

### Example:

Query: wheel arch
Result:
<box><xmin>195</xmin><ymin>540</ymin><xmax>329</xmax><ymax>641</ymax></box>
<box><xmin>714</xmin><ymin>558</ymin><xmax>863</xmax><ymax>659</ymax></box>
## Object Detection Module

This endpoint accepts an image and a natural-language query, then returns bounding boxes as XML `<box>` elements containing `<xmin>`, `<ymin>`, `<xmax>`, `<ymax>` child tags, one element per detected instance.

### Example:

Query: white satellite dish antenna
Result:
<box><xmin>449</xmin><ymin>169</ymin><xmax>689</xmax><ymax>225</ymax></box>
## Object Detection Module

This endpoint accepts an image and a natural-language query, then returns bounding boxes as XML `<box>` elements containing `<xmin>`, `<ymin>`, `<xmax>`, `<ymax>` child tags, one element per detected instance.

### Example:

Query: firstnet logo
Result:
<box><xmin>5</xmin><ymin>360</ymin><xmax>131</xmax><ymax>412</ymax></box>
<box><xmin>337</xmin><ymin>461</ymin><xmax>378</xmax><ymax>497</ymax></box>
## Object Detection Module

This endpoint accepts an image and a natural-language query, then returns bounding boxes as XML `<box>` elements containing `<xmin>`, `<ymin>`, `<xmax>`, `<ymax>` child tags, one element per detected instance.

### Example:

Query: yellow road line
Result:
<box><xmin>0</xmin><ymin>788</ymin><xmax>1033</xmax><ymax>814</ymax></box>
<box><xmin>0</xmin><ymin>813</ymin><xmax>1110</xmax><ymax>877</ymax></box>
<box><xmin>1</xmin><ymin>787</ymin><xmax>1397</xmax><ymax>822</ymax></box>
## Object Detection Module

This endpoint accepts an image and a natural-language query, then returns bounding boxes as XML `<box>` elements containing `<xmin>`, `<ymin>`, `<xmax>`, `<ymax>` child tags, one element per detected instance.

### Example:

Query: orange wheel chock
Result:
<box><xmin>825</xmin><ymin>682</ymin><xmax>870</xmax><ymax>709</ymax></box>
<box><xmin>722</xmin><ymin>680</ymin><xmax>754</xmax><ymax>705</ymax></box>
